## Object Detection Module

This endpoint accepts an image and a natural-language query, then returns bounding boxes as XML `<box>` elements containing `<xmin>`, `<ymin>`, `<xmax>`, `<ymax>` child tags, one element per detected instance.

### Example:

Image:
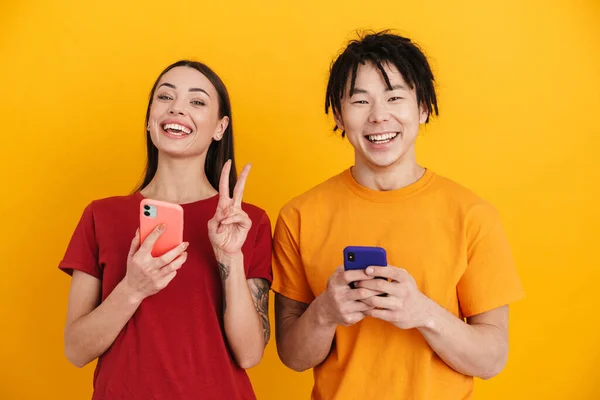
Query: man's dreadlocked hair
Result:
<box><xmin>325</xmin><ymin>30</ymin><xmax>439</xmax><ymax>137</ymax></box>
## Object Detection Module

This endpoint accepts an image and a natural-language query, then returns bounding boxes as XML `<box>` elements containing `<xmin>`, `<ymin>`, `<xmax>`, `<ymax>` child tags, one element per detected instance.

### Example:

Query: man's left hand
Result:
<box><xmin>355</xmin><ymin>266</ymin><xmax>433</xmax><ymax>330</ymax></box>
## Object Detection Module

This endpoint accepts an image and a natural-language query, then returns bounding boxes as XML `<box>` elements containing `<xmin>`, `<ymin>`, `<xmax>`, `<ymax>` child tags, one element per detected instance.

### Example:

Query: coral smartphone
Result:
<box><xmin>343</xmin><ymin>246</ymin><xmax>387</xmax><ymax>289</ymax></box>
<box><xmin>139</xmin><ymin>199</ymin><xmax>184</xmax><ymax>257</ymax></box>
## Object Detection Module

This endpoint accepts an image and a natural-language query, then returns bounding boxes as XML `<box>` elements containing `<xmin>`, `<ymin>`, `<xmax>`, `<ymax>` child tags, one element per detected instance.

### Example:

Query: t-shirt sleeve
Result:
<box><xmin>457</xmin><ymin>202</ymin><xmax>525</xmax><ymax>318</ymax></box>
<box><xmin>246</xmin><ymin>211</ymin><xmax>273</xmax><ymax>283</ymax></box>
<box><xmin>58</xmin><ymin>202</ymin><xmax>102</xmax><ymax>279</ymax></box>
<box><xmin>271</xmin><ymin>205</ymin><xmax>315</xmax><ymax>304</ymax></box>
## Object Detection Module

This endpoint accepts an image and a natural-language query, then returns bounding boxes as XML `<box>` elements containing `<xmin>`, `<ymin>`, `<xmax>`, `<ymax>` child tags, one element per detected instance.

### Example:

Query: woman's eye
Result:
<box><xmin>191</xmin><ymin>100</ymin><xmax>205</xmax><ymax>106</ymax></box>
<box><xmin>353</xmin><ymin>100</ymin><xmax>368</xmax><ymax>104</ymax></box>
<box><xmin>389</xmin><ymin>96</ymin><xmax>403</xmax><ymax>101</ymax></box>
<box><xmin>157</xmin><ymin>94</ymin><xmax>172</xmax><ymax>101</ymax></box>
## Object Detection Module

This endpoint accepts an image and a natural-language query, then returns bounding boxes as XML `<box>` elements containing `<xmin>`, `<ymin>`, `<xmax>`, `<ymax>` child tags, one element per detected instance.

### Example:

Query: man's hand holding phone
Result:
<box><xmin>314</xmin><ymin>266</ymin><xmax>381</xmax><ymax>327</ymax></box>
<box><xmin>356</xmin><ymin>266</ymin><xmax>433</xmax><ymax>330</ymax></box>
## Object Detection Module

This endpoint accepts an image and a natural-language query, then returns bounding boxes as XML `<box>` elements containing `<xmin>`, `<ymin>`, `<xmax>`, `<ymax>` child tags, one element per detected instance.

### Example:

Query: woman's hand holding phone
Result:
<box><xmin>122</xmin><ymin>225</ymin><xmax>189</xmax><ymax>303</ymax></box>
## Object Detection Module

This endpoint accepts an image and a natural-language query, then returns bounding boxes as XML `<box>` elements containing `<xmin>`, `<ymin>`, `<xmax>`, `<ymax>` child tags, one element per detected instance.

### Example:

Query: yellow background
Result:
<box><xmin>1</xmin><ymin>0</ymin><xmax>599</xmax><ymax>399</ymax></box>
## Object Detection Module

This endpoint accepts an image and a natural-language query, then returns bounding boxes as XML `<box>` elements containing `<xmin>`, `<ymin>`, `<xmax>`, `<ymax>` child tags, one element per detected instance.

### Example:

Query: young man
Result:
<box><xmin>271</xmin><ymin>31</ymin><xmax>525</xmax><ymax>400</ymax></box>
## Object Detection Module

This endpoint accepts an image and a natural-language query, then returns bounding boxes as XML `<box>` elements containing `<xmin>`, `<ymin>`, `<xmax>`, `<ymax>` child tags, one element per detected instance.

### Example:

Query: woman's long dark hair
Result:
<box><xmin>136</xmin><ymin>60</ymin><xmax>237</xmax><ymax>196</ymax></box>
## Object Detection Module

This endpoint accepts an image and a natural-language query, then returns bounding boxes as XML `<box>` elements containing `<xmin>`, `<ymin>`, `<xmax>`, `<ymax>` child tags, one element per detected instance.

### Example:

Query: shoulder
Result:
<box><xmin>72</xmin><ymin>194</ymin><xmax>140</xmax><ymax>229</ymax></box>
<box><xmin>430</xmin><ymin>172</ymin><xmax>496</xmax><ymax>211</ymax></box>
<box><xmin>278</xmin><ymin>172</ymin><xmax>346</xmax><ymax>218</ymax></box>
<box><xmin>89</xmin><ymin>193</ymin><xmax>140</xmax><ymax>212</ymax></box>
<box><xmin>241</xmin><ymin>201</ymin><xmax>269</xmax><ymax>224</ymax></box>
<box><xmin>429</xmin><ymin>172</ymin><xmax>502</xmax><ymax>229</ymax></box>
<box><xmin>431</xmin><ymin>173</ymin><xmax>483</xmax><ymax>202</ymax></box>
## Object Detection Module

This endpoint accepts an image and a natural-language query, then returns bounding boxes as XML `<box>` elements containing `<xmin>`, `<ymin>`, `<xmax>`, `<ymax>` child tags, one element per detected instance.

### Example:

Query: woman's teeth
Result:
<box><xmin>367</xmin><ymin>132</ymin><xmax>398</xmax><ymax>143</ymax></box>
<box><xmin>162</xmin><ymin>123</ymin><xmax>192</xmax><ymax>135</ymax></box>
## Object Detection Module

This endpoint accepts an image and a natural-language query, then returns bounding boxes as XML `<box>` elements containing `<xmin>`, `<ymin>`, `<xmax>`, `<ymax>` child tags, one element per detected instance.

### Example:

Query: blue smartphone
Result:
<box><xmin>343</xmin><ymin>246</ymin><xmax>387</xmax><ymax>289</ymax></box>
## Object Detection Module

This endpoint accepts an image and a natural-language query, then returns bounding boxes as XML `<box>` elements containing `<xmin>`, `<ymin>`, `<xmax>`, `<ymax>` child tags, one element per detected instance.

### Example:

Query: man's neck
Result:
<box><xmin>351</xmin><ymin>154</ymin><xmax>425</xmax><ymax>192</ymax></box>
<box><xmin>140</xmin><ymin>153</ymin><xmax>217</xmax><ymax>204</ymax></box>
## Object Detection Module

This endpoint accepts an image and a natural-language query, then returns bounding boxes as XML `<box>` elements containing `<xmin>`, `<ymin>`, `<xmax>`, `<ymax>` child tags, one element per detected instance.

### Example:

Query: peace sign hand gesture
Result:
<box><xmin>208</xmin><ymin>160</ymin><xmax>252</xmax><ymax>257</ymax></box>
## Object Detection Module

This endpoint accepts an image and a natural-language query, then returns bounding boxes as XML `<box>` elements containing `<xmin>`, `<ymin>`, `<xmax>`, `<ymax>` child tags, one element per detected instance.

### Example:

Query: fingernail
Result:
<box><xmin>183</xmin><ymin>242</ymin><xmax>189</xmax><ymax>249</ymax></box>
<box><xmin>158</xmin><ymin>223</ymin><xmax>165</xmax><ymax>231</ymax></box>
<box><xmin>366</xmin><ymin>267</ymin><xmax>373</xmax><ymax>274</ymax></box>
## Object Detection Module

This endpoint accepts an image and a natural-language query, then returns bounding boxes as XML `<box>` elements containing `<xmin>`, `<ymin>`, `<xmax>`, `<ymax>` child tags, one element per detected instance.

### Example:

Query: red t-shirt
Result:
<box><xmin>58</xmin><ymin>192</ymin><xmax>272</xmax><ymax>400</ymax></box>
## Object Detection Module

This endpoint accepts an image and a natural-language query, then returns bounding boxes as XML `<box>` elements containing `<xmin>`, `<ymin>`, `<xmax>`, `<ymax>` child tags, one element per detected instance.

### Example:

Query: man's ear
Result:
<box><xmin>334</xmin><ymin>112</ymin><xmax>345</xmax><ymax>131</ymax></box>
<box><xmin>419</xmin><ymin>104</ymin><xmax>429</xmax><ymax>124</ymax></box>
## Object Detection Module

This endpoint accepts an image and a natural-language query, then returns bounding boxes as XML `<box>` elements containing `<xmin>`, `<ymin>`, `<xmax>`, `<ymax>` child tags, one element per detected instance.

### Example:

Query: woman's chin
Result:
<box><xmin>155</xmin><ymin>143</ymin><xmax>208</xmax><ymax>160</ymax></box>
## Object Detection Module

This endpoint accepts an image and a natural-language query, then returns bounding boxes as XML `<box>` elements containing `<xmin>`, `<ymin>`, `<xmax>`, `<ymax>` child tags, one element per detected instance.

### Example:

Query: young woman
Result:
<box><xmin>59</xmin><ymin>60</ymin><xmax>272</xmax><ymax>399</ymax></box>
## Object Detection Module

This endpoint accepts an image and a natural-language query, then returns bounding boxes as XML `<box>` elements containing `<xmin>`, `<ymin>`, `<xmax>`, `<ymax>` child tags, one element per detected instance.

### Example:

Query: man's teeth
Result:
<box><xmin>367</xmin><ymin>132</ymin><xmax>398</xmax><ymax>143</ymax></box>
<box><xmin>162</xmin><ymin>123</ymin><xmax>192</xmax><ymax>135</ymax></box>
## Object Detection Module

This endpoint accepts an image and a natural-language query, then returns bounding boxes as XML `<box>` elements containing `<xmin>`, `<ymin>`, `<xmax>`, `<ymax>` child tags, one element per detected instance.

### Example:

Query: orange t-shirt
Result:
<box><xmin>271</xmin><ymin>168</ymin><xmax>525</xmax><ymax>400</ymax></box>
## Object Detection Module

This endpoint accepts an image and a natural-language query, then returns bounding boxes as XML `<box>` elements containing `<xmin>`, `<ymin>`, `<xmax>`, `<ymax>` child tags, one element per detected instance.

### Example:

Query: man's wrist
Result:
<box><xmin>312</xmin><ymin>294</ymin><xmax>336</xmax><ymax>329</ymax></box>
<box><xmin>414</xmin><ymin>295</ymin><xmax>439</xmax><ymax>333</ymax></box>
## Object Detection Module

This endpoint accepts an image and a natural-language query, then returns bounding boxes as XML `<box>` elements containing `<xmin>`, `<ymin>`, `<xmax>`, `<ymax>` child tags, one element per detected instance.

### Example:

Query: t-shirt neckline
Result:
<box><xmin>134</xmin><ymin>191</ymin><xmax>219</xmax><ymax>207</ymax></box>
<box><xmin>342</xmin><ymin>167</ymin><xmax>435</xmax><ymax>202</ymax></box>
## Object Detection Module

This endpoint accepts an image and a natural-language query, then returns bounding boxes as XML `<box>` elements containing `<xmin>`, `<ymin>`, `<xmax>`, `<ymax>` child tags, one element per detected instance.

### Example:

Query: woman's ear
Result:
<box><xmin>214</xmin><ymin>116</ymin><xmax>230</xmax><ymax>141</ymax></box>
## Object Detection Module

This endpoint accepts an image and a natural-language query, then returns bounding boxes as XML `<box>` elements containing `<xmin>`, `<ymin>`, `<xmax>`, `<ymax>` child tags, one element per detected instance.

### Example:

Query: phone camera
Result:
<box><xmin>348</xmin><ymin>252</ymin><xmax>355</xmax><ymax>262</ymax></box>
<box><xmin>144</xmin><ymin>205</ymin><xmax>150</xmax><ymax>210</ymax></box>
<box><xmin>144</xmin><ymin>211</ymin><xmax>151</xmax><ymax>217</ymax></box>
